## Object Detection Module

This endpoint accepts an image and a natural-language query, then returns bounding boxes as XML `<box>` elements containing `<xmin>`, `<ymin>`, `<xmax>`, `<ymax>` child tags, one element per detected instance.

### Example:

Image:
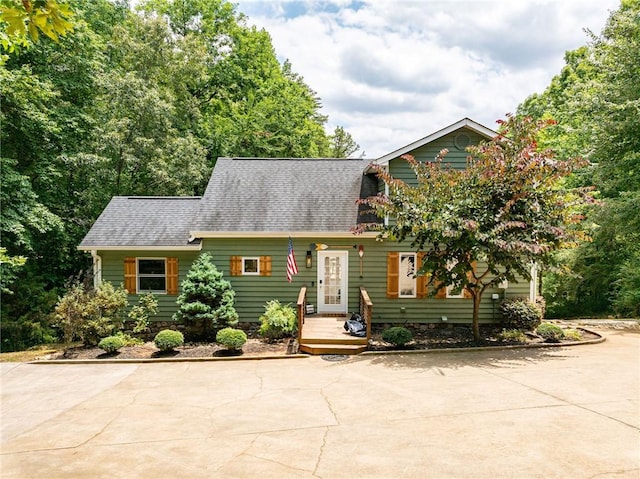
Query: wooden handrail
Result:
<box><xmin>359</xmin><ymin>286</ymin><xmax>373</xmax><ymax>340</ymax></box>
<box><xmin>296</xmin><ymin>286</ymin><xmax>307</xmax><ymax>343</ymax></box>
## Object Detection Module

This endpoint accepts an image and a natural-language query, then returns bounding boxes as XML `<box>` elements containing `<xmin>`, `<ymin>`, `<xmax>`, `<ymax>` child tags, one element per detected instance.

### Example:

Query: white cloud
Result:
<box><xmin>236</xmin><ymin>0</ymin><xmax>619</xmax><ymax>158</ymax></box>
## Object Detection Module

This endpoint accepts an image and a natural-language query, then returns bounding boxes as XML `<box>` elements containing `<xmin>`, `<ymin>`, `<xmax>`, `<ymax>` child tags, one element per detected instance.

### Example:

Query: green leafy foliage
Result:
<box><xmin>173</xmin><ymin>253</ymin><xmax>238</xmax><ymax>339</ymax></box>
<box><xmin>382</xmin><ymin>327</ymin><xmax>413</xmax><ymax>347</ymax></box>
<box><xmin>216</xmin><ymin>327</ymin><xmax>247</xmax><ymax>350</ymax></box>
<box><xmin>258</xmin><ymin>300</ymin><xmax>297</xmax><ymax>341</ymax></box>
<box><xmin>518</xmin><ymin>2</ymin><xmax>640</xmax><ymax>318</ymax></box>
<box><xmin>98</xmin><ymin>335</ymin><xmax>125</xmax><ymax>354</ymax></box>
<box><xmin>53</xmin><ymin>281</ymin><xmax>128</xmax><ymax>347</ymax></box>
<box><xmin>536</xmin><ymin>323</ymin><xmax>564</xmax><ymax>342</ymax></box>
<box><xmin>499</xmin><ymin>298</ymin><xmax>543</xmax><ymax>331</ymax></box>
<box><xmin>128</xmin><ymin>293</ymin><xmax>158</xmax><ymax>334</ymax></box>
<box><xmin>563</xmin><ymin>329</ymin><xmax>582</xmax><ymax>341</ymax></box>
<box><xmin>154</xmin><ymin>329</ymin><xmax>184</xmax><ymax>351</ymax></box>
<box><xmin>0</xmin><ymin>0</ymin><xmax>74</xmax><ymax>59</ymax></box>
<box><xmin>359</xmin><ymin>115</ymin><xmax>594</xmax><ymax>339</ymax></box>
<box><xmin>496</xmin><ymin>329</ymin><xmax>527</xmax><ymax>343</ymax></box>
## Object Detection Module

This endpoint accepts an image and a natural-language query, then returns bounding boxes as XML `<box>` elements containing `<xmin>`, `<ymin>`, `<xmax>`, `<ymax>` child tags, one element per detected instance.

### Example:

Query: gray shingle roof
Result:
<box><xmin>194</xmin><ymin>158</ymin><xmax>372</xmax><ymax>233</ymax></box>
<box><xmin>79</xmin><ymin>197</ymin><xmax>201</xmax><ymax>248</ymax></box>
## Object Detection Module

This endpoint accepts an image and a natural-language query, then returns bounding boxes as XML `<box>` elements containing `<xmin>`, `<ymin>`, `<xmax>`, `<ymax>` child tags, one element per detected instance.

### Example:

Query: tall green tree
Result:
<box><xmin>518</xmin><ymin>0</ymin><xmax>640</xmax><ymax>317</ymax></box>
<box><xmin>359</xmin><ymin>116</ymin><xmax>594</xmax><ymax>340</ymax></box>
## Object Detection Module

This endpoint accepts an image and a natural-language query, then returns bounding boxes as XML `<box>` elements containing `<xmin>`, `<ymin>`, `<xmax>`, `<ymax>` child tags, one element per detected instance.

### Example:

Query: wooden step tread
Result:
<box><xmin>299</xmin><ymin>343</ymin><xmax>368</xmax><ymax>355</ymax></box>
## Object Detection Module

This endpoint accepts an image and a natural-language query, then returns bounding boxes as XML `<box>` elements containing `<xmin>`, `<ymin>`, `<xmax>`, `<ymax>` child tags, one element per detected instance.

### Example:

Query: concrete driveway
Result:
<box><xmin>1</xmin><ymin>328</ymin><xmax>638</xmax><ymax>479</ymax></box>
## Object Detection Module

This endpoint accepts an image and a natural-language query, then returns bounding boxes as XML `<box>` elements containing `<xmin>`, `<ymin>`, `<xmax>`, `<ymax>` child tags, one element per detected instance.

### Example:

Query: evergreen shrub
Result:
<box><xmin>173</xmin><ymin>253</ymin><xmax>238</xmax><ymax>340</ymax></box>
<box><xmin>154</xmin><ymin>329</ymin><xmax>184</xmax><ymax>351</ymax></box>
<box><xmin>499</xmin><ymin>298</ymin><xmax>543</xmax><ymax>331</ymax></box>
<box><xmin>382</xmin><ymin>326</ymin><xmax>413</xmax><ymax>346</ymax></box>
<box><xmin>98</xmin><ymin>335</ymin><xmax>125</xmax><ymax>353</ymax></box>
<box><xmin>216</xmin><ymin>327</ymin><xmax>247</xmax><ymax>350</ymax></box>
<box><xmin>258</xmin><ymin>300</ymin><xmax>297</xmax><ymax>341</ymax></box>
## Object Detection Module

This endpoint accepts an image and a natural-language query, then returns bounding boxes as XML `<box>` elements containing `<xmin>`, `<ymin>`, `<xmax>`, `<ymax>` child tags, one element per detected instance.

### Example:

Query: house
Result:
<box><xmin>79</xmin><ymin>118</ymin><xmax>536</xmax><ymax>354</ymax></box>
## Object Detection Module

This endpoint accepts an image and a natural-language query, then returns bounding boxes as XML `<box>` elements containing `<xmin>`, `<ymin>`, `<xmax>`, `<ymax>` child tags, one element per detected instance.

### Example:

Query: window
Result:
<box><xmin>242</xmin><ymin>257</ymin><xmax>260</xmax><ymax>275</ymax></box>
<box><xmin>124</xmin><ymin>257</ymin><xmax>178</xmax><ymax>295</ymax></box>
<box><xmin>399</xmin><ymin>253</ymin><xmax>417</xmax><ymax>298</ymax></box>
<box><xmin>230</xmin><ymin>256</ymin><xmax>272</xmax><ymax>276</ymax></box>
<box><xmin>138</xmin><ymin>258</ymin><xmax>166</xmax><ymax>293</ymax></box>
<box><xmin>386</xmin><ymin>252</ymin><xmax>427</xmax><ymax>299</ymax></box>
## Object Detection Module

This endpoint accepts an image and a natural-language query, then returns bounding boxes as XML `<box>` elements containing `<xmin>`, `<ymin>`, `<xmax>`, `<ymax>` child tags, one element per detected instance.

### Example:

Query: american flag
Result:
<box><xmin>286</xmin><ymin>237</ymin><xmax>299</xmax><ymax>282</ymax></box>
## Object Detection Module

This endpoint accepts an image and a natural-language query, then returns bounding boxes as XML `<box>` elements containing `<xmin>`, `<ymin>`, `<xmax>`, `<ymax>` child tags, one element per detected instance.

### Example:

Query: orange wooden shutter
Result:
<box><xmin>416</xmin><ymin>252</ymin><xmax>428</xmax><ymax>299</ymax></box>
<box><xmin>463</xmin><ymin>261</ymin><xmax>477</xmax><ymax>299</ymax></box>
<box><xmin>387</xmin><ymin>252</ymin><xmax>399</xmax><ymax>299</ymax></box>
<box><xmin>230</xmin><ymin>256</ymin><xmax>242</xmax><ymax>276</ymax></box>
<box><xmin>166</xmin><ymin>257</ymin><xmax>179</xmax><ymax>295</ymax></box>
<box><xmin>124</xmin><ymin>257</ymin><xmax>137</xmax><ymax>294</ymax></box>
<box><xmin>260</xmin><ymin>256</ymin><xmax>272</xmax><ymax>276</ymax></box>
<box><xmin>435</xmin><ymin>280</ymin><xmax>446</xmax><ymax>299</ymax></box>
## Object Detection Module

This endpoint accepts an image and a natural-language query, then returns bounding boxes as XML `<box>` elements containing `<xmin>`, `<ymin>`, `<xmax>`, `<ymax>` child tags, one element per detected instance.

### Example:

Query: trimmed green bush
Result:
<box><xmin>98</xmin><ymin>335</ymin><xmax>126</xmax><ymax>354</ymax></box>
<box><xmin>536</xmin><ymin>323</ymin><xmax>564</xmax><ymax>342</ymax></box>
<box><xmin>216</xmin><ymin>328</ymin><xmax>247</xmax><ymax>350</ymax></box>
<box><xmin>500</xmin><ymin>298</ymin><xmax>543</xmax><ymax>331</ymax></box>
<box><xmin>496</xmin><ymin>329</ymin><xmax>527</xmax><ymax>343</ymax></box>
<box><xmin>154</xmin><ymin>329</ymin><xmax>184</xmax><ymax>351</ymax></box>
<box><xmin>382</xmin><ymin>326</ymin><xmax>413</xmax><ymax>347</ymax></box>
<box><xmin>258</xmin><ymin>300</ymin><xmax>297</xmax><ymax>341</ymax></box>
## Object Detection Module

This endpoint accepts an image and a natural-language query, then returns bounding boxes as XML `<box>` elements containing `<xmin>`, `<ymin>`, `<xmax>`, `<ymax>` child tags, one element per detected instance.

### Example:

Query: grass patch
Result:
<box><xmin>0</xmin><ymin>343</ymin><xmax>73</xmax><ymax>362</ymax></box>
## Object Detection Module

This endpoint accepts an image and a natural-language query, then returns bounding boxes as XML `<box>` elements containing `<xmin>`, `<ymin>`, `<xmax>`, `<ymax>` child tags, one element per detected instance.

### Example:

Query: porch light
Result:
<box><xmin>305</xmin><ymin>250</ymin><xmax>312</xmax><ymax>268</ymax></box>
<box><xmin>358</xmin><ymin>245</ymin><xmax>364</xmax><ymax>258</ymax></box>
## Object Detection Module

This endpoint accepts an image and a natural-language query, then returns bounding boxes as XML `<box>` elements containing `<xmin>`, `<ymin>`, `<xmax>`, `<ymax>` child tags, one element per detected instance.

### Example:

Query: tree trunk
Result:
<box><xmin>472</xmin><ymin>292</ymin><xmax>482</xmax><ymax>341</ymax></box>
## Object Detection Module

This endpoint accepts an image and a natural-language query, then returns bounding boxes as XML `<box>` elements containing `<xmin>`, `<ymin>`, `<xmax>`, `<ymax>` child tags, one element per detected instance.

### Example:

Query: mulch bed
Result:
<box><xmin>43</xmin><ymin>324</ymin><xmax>601</xmax><ymax>360</ymax></box>
<box><xmin>367</xmin><ymin>325</ymin><xmax>600</xmax><ymax>352</ymax></box>
<box><xmin>49</xmin><ymin>338</ymin><xmax>292</xmax><ymax>360</ymax></box>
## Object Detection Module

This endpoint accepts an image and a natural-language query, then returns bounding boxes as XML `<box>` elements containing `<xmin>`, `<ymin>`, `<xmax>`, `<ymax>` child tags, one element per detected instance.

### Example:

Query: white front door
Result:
<box><xmin>317</xmin><ymin>251</ymin><xmax>348</xmax><ymax>314</ymax></box>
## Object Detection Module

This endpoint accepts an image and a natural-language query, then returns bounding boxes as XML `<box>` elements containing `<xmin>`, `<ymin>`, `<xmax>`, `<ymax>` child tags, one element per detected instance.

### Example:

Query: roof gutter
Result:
<box><xmin>189</xmin><ymin>231</ymin><xmax>380</xmax><ymax>239</ymax></box>
<box><xmin>77</xmin><ymin>244</ymin><xmax>203</xmax><ymax>252</ymax></box>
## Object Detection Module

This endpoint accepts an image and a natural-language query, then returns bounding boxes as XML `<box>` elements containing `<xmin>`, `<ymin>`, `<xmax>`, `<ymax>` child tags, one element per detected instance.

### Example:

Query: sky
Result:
<box><xmin>234</xmin><ymin>0</ymin><xmax>620</xmax><ymax>158</ymax></box>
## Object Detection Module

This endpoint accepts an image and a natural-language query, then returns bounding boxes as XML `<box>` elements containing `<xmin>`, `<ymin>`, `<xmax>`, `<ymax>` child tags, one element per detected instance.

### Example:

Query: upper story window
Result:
<box><xmin>138</xmin><ymin>258</ymin><xmax>166</xmax><ymax>293</ymax></box>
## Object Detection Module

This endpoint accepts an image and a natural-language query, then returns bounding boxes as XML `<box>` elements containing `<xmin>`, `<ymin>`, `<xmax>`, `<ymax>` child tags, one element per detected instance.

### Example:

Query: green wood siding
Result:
<box><xmin>99</xmin><ymin>250</ymin><xmax>199</xmax><ymax>322</ymax></box>
<box><xmin>354</xmin><ymin>239</ymin><xmax>530</xmax><ymax>325</ymax></box>
<box><xmin>97</xmin><ymin>236</ymin><xmax>531</xmax><ymax>325</ymax></box>
<box><xmin>387</xmin><ymin>129</ymin><xmax>488</xmax><ymax>187</ymax></box>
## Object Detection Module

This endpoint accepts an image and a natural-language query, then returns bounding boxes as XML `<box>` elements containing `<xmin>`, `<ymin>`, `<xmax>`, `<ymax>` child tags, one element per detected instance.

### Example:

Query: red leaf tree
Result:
<box><xmin>358</xmin><ymin>115</ymin><xmax>596</xmax><ymax>340</ymax></box>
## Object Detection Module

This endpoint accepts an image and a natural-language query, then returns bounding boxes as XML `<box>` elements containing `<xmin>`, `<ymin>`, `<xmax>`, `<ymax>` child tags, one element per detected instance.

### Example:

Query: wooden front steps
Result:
<box><xmin>299</xmin><ymin>315</ymin><xmax>368</xmax><ymax>355</ymax></box>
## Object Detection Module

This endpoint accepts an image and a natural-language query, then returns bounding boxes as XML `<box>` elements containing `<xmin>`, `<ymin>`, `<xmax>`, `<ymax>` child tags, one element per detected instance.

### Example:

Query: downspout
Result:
<box><xmin>91</xmin><ymin>250</ymin><xmax>102</xmax><ymax>288</ymax></box>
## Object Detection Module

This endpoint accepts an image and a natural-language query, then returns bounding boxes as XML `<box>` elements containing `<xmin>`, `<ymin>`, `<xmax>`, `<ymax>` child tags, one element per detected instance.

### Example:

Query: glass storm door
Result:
<box><xmin>317</xmin><ymin>251</ymin><xmax>348</xmax><ymax>314</ymax></box>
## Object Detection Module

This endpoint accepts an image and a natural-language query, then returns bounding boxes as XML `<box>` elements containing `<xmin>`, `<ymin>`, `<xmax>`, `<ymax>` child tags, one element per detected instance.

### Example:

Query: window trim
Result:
<box><xmin>398</xmin><ymin>252</ymin><xmax>417</xmax><ymax>299</ymax></box>
<box><xmin>137</xmin><ymin>257</ymin><xmax>167</xmax><ymax>294</ymax></box>
<box><xmin>241</xmin><ymin>257</ymin><xmax>260</xmax><ymax>275</ymax></box>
